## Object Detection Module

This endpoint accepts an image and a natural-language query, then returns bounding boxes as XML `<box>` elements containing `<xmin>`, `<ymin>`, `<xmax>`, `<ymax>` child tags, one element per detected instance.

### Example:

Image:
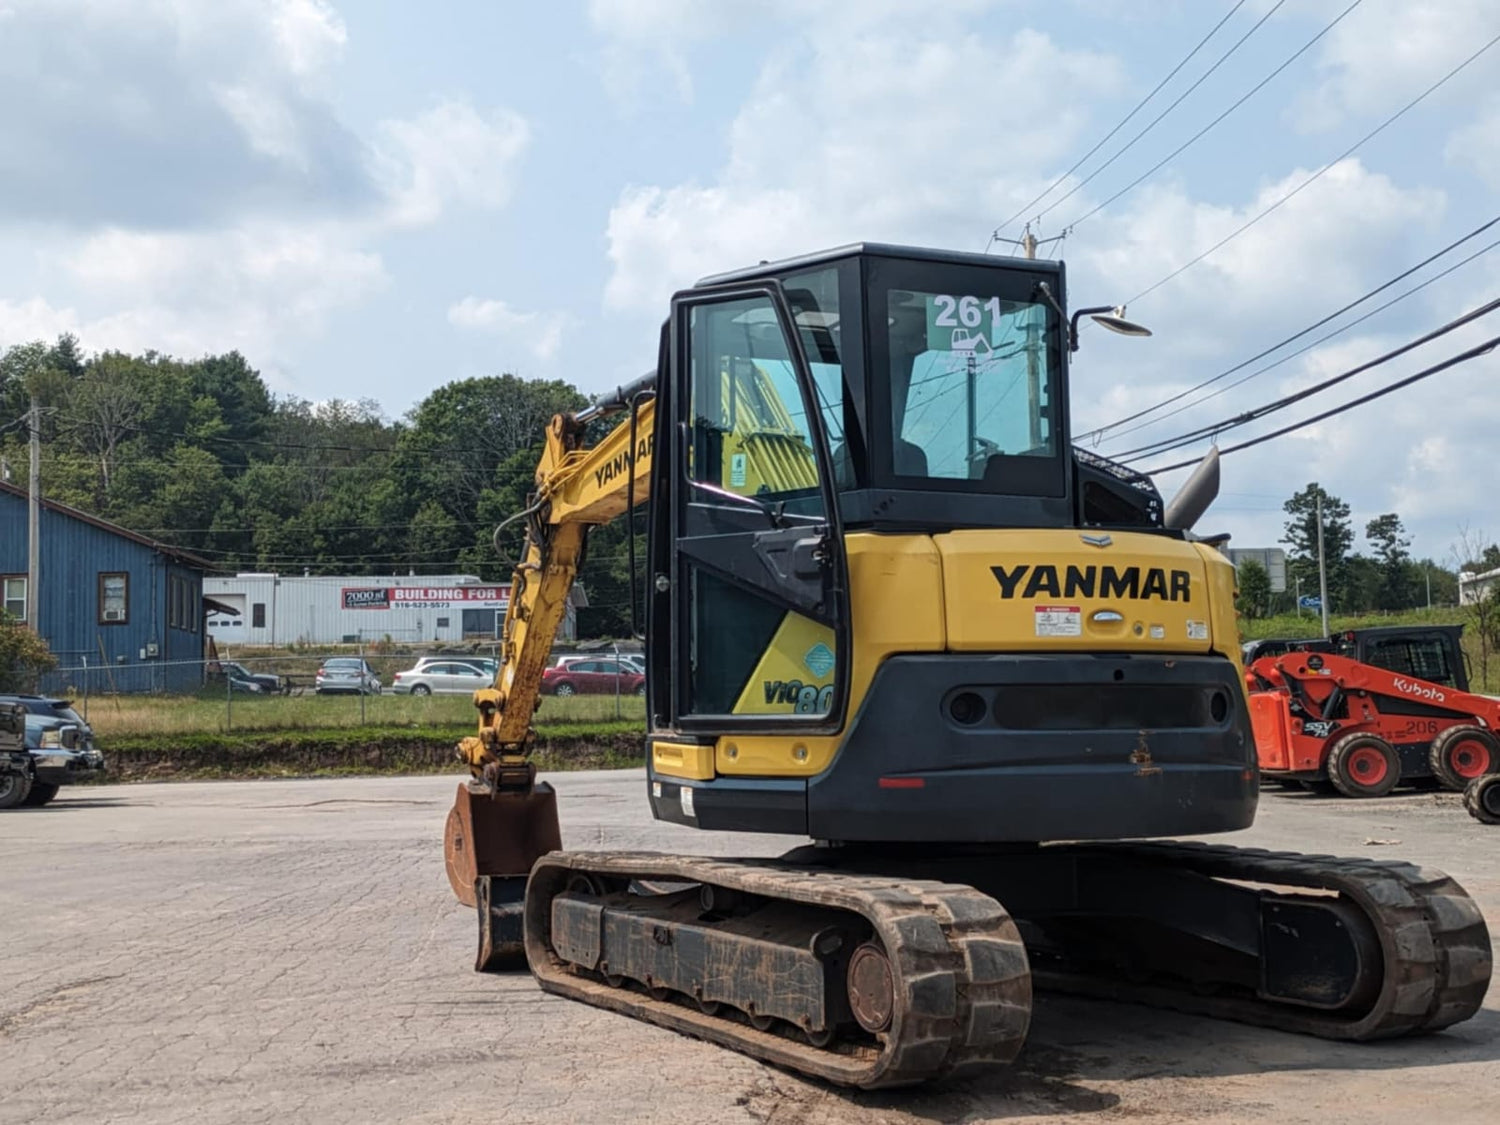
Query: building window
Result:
<box><xmin>99</xmin><ymin>573</ymin><xmax>128</xmax><ymax>624</ymax></box>
<box><xmin>2</xmin><ymin>576</ymin><xmax>25</xmax><ymax>622</ymax></box>
<box><xmin>252</xmin><ymin>603</ymin><xmax>266</xmax><ymax>629</ymax></box>
<box><xmin>168</xmin><ymin>575</ymin><xmax>198</xmax><ymax>633</ymax></box>
<box><xmin>436</xmin><ymin>617</ymin><xmax>450</xmax><ymax>629</ymax></box>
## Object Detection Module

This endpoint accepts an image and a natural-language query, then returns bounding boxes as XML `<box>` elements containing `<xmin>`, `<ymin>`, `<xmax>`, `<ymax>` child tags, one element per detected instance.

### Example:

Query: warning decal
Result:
<box><xmin>1034</xmin><ymin>605</ymin><xmax>1082</xmax><ymax>637</ymax></box>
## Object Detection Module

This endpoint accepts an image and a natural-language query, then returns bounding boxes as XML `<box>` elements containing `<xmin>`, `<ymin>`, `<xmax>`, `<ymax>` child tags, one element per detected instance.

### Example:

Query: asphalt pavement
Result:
<box><xmin>1</xmin><ymin>771</ymin><xmax>1496</xmax><ymax>1125</ymax></box>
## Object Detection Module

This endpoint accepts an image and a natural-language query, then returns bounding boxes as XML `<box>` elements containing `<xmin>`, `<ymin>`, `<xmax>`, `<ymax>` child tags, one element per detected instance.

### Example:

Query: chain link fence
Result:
<box><xmin>27</xmin><ymin>642</ymin><xmax>644</xmax><ymax>734</ymax></box>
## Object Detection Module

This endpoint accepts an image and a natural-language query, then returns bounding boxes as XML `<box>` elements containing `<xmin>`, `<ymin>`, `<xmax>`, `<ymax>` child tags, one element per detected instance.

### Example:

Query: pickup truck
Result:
<box><xmin>0</xmin><ymin>694</ymin><xmax>107</xmax><ymax>807</ymax></box>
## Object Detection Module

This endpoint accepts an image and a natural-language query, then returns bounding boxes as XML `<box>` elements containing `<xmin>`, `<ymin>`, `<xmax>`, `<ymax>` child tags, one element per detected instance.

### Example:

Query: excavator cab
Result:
<box><xmin>640</xmin><ymin>244</ymin><xmax>1255</xmax><ymax>843</ymax></box>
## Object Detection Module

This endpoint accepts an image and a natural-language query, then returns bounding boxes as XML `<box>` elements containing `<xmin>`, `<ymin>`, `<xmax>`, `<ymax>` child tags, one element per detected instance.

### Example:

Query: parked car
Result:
<box><xmin>210</xmin><ymin>660</ymin><xmax>290</xmax><ymax>695</ymax></box>
<box><xmin>314</xmin><ymin>658</ymin><xmax>382</xmax><ymax>695</ymax></box>
<box><xmin>392</xmin><ymin>658</ymin><xmax>493</xmax><ymax>695</ymax></box>
<box><xmin>541</xmin><ymin>657</ymin><xmax>645</xmax><ymax>697</ymax></box>
<box><xmin>0</xmin><ymin>694</ymin><xmax>107</xmax><ymax>807</ymax></box>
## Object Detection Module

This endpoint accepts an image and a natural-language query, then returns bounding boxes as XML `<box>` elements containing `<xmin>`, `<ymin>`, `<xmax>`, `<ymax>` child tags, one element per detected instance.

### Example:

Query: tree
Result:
<box><xmin>69</xmin><ymin>353</ymin><xmax>147</xmax><ymax>496</ymax></box>
<box><xmin>1282</xmin><ymin>483</ymin><xmax>1353</xmax><ymax>611</ymax></box>
<box><xmin>1235</xmin><ymin>559</ymin><xmax>1271</xmax><ymax>620</ymax></box>
<box><xmin>0</xmin><ymin>613</ymin><xmax>57</xmax><ymax>693</ymax></box>
<box><xmin>1365</xmin><ymin>513</ymin><xmax>1417</xmax><ymax>610</ymax></box>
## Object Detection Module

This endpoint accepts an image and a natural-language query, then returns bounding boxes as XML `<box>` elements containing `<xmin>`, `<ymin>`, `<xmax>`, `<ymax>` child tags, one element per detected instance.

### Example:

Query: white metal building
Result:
<box><xmin>1460</xmin><ymin>566</ymin><xmax>1500</xmax><ymax>606</ymax></box>
<box><xmin>204</xmin><ymin>573</ymin><xmax>585</xmax><ymax>646</ymax></box>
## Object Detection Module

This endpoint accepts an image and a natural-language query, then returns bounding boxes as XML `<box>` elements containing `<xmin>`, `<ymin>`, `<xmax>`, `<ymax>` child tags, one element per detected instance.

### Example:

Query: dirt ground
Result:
<box><xmin>1</xmin><ymin>771</ymin><xmax>1495</xmax><ymax>1125</ymax></box>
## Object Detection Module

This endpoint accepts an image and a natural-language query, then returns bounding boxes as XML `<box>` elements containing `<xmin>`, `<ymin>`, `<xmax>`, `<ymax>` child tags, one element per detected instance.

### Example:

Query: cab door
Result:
<box><xmin>650</xmin><ymin>283</ymin><xmax>849</xmax><ymax>736</ymax></box>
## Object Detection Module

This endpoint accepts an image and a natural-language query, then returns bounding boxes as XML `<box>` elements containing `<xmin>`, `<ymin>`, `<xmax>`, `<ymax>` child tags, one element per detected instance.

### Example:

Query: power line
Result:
<box><xmin>1058</xmin><ymin>0</ymin><xmax>1363</xmax><ymax>231</ymax></box>
<box><xmin>1101</xmin><ymin>230</ymin><xmax>1500</xmax><ymax>449</ymax></box>
<box><xmin>1120</xmin><ymin>294</ymin><xmax>1500</xmax><ymax>463</ymax></box>
<box><xmin>1081</xmin><ymin>213</ymin><xmax>1500</xmax><ymax>442</ymax></box>
<box><xmin>988</xmin><ymin>0</ymin><xmax>1249</xmax><ymax>242</ymax></box>
<box><xmin>1143</xmin><ymin>333</ymin><xmax>1500</xmax><ymax>475</ymax></box>
<box><xmin>1026</xmin><ymin>0</ymin><xmax>1295</xmax><ymax>230</ymax></box>
<box><xmin>1122</xmin><ymin>29</ymin><xmax>1500</xmax><ymax>307</ymax></box>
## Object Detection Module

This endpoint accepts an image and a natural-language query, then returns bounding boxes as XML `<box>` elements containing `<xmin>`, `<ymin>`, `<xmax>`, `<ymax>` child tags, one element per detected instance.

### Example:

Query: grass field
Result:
<box><xmin>78</xmin><ymin>690</ymin><xmax>646</xmax><ymax>739</ymax></box>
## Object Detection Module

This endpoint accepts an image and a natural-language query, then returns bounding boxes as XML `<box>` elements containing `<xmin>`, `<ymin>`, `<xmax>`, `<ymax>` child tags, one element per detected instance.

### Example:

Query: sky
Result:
<box><xmin>2</xmin><ymin>0</ymin><xmax>1499</xmax><ymax>566</ymax></box>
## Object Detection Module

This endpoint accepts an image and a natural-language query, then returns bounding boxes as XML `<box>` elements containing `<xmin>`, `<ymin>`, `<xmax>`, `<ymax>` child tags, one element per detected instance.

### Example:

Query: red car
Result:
<box><xmin>541</xmin><ymin>658</ymin><xmax>645</xmax><ymax>697</ymax></box>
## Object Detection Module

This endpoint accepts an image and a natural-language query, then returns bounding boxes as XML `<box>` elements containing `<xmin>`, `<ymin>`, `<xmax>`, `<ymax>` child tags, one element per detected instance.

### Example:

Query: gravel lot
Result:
<box><xmin>1</xmin><ymin>772</ymin><xmax>1495</xmax><ymax>1125</ymax></box>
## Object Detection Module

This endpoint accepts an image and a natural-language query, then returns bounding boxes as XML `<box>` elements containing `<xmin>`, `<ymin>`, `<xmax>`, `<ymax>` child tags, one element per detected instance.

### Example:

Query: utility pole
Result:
<box><xmin>1316</xmin><ymin>493</ymin><xmax>1330</xmax><ymax>637</ymax></box>
<box><xmin>1020</xmin><ymin>228</ymin><xmax>1042</xmax><ymax>449</ymax></box>
<box><xmin>26</xmin><ymin>395</ymin><xmax>40</xmax><ymax>632</ymax></box>
<box><xmin>1426</xmin><ymin>564</ymin><xmax>1432</xmax><ymax>610</ymax></box>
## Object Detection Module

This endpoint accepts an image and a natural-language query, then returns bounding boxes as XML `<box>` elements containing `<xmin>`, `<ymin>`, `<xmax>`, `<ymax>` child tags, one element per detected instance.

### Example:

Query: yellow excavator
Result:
<box><xmin>444</xmin><ymin>243</ymin><xmax>1491</xmax><ymax>1088</ymax></box>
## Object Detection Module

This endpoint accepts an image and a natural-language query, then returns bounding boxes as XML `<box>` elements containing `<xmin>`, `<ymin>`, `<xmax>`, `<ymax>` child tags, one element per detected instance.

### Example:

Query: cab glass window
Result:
<box><xmin>687</xmin><ymin>294</ymin><xmax>825</xmax><ymax>514</ymax></box>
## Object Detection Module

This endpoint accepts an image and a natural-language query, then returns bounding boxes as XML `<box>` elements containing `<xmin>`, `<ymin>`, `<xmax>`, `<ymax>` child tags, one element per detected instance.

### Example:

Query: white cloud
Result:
<box><xmin>267</xmin><ymin>0</ymin><xmax>348</xmax><ymax>78</ymax></box>
<box><xmin>586</xmin><ymin>0</ymin><xmax>1001</xmax><ymax>107</ymax></box>
<box><xmin>1297</xmin><ymin>0</ymin><xmax>1498</xmax><ymax>131</ymax></box>
<box><xmin>604</xmin><ymin>23</ymin><xmax>1122</xmax><ymax>311</ymax></box>
<box><xmin>0</xmin><ymin>1</ymin><xmax>533</xmax><ymax>381</ymax></box>
<box><xmin>1445</xmin><ymin>93</ymin><xmax>1500</xmax><ymax>189</ymax></box>
<box><xmin>447</xmin><ymin>297</ymin><xmax>573</xmax><ymax>361</ymax></box>
<box><xmin>374</xmin><ymin>101</ymin><xmax>531</xmax><ymax>227</ymax></box>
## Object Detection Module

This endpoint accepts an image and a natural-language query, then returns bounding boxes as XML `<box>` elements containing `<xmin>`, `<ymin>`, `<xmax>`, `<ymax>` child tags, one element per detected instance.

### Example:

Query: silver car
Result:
<box><xmin>391</xmin><ymin>658</ymin><xmax>494</xmax><ymax>696</ymax></box>
<box><xmin>314</xmin><ymin>658</ymin><xmax>382</xmax><ymax>695</ymax></box>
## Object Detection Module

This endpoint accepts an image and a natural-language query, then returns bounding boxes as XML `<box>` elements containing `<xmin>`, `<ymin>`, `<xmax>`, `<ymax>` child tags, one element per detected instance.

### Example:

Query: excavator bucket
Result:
<box><xmin>443</xmin><ymin>780</ymin><xmax>562</xmax><ymax>907</ymax></box>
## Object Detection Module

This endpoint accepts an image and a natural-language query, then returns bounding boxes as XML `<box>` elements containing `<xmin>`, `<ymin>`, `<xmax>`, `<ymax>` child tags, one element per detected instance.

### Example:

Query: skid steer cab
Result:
<box><xmin>1249</xmin><ymin>624</ymin><xmax>1500</xmax><ymax>796</ymax></box>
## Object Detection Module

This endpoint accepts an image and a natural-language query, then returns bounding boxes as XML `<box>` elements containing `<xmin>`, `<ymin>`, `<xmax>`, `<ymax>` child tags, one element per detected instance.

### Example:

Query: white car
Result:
<box><xmin>391</xmin><ymin>658</ymin><xmax>494</xmax><ymax>696</ymax></box>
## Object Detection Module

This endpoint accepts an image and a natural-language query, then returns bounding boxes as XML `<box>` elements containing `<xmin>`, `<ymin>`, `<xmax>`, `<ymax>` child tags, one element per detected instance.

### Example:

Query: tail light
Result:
<box><xmin>40</xmin><ymin>730</ymin><xmax>63</xmax><ymax>749</ymax></box>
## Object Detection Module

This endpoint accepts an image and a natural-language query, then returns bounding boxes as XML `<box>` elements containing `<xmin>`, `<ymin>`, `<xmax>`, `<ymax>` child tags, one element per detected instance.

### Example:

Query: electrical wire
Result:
<box><xmin>988</xmin><ymin>0</ymin><xmax>1250</xmax><ymax>243</ymax></box>
<box><xmin>1027</xmin><ymin>0</ymin><xmax>1300</xmax><ymax>229</ymax></box>
<box><xmin>1119</xmin><ymin>294</ymin><xmax>1500</xmax><ymax>462</ymax></box>
<box><xmin>1120</xmin><ymin>29</ymin><xmax>1500</xmax><ymax>307</ymax></box>
<box><xmin>1057</xmin><ymin>0</ymin><xmax>1363</xmax><ymax>231</ymax></box>
<box><xmin>1142</xmin><ymin>333</ymin><xmax>1500</xmax><ymax>475</ymax></box>
<box><xmin>1081</xmin><ymin>213</ymin><xmax>1500</xmax><ymax>442</ymax></box>
<box><xmin>1102</xmin><ymin>232</ymin><xmax>1500</xmax><ymax>450</ymax></box>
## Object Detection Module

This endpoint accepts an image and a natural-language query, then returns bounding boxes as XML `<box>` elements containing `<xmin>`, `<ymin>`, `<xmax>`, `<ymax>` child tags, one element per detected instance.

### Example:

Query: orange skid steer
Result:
<box><xmin>1249</xmin><ymin>646</ymin><xmax>1500</xmax><ymax>797</ymax></box>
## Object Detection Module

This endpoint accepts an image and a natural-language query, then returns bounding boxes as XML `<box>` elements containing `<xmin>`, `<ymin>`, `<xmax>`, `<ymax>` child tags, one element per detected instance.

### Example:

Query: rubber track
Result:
<box><xmin>1033</xmin><ymin>841</ymin><xmax>1492</xmax><ymax>1038</ymax></box>
<box><xmin>524</xmin><ymin>851</ymin><xmax>1032</xmax><ymax>1089</ymax></box>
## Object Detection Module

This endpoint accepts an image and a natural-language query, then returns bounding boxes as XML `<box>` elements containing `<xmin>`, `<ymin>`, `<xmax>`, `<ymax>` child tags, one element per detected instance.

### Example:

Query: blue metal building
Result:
<box><xmin>0</xmin><ymin>481</ymin><xmax>214</xmax><ymax>693</ymax></box>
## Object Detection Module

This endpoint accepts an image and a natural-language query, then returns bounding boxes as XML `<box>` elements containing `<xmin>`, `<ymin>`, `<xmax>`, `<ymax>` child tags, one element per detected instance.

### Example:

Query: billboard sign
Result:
<box><xmin>342</xmin><ymin>587</ymin><xmax>392</xmax><ymax>610</ymax></box>
<box><xmin>1226</xmin><ymin>547</ymin><xmax>1288</xmax><ymax>593</ymax></box>
<box><xmin>341</xmin><ymin>586</ymin><xmax>509</xmax><ymax>610</ymax></box>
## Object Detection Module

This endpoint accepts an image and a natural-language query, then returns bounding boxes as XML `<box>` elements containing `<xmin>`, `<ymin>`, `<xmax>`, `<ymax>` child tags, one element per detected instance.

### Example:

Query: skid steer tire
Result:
<box><xmin>1430</xmin><ymin>725</ymin><xmax>1499</xmax><ymax>792</ymax></box>
<box><xmin>1465</xmin><ymin>774</ymin><xmax>1500</xmax><ymax>825</ymax></box>
<box><xmin>1327</xmin><ymin>732</ymin><xmax>1400</xmax><ymax>798</ymax></box>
